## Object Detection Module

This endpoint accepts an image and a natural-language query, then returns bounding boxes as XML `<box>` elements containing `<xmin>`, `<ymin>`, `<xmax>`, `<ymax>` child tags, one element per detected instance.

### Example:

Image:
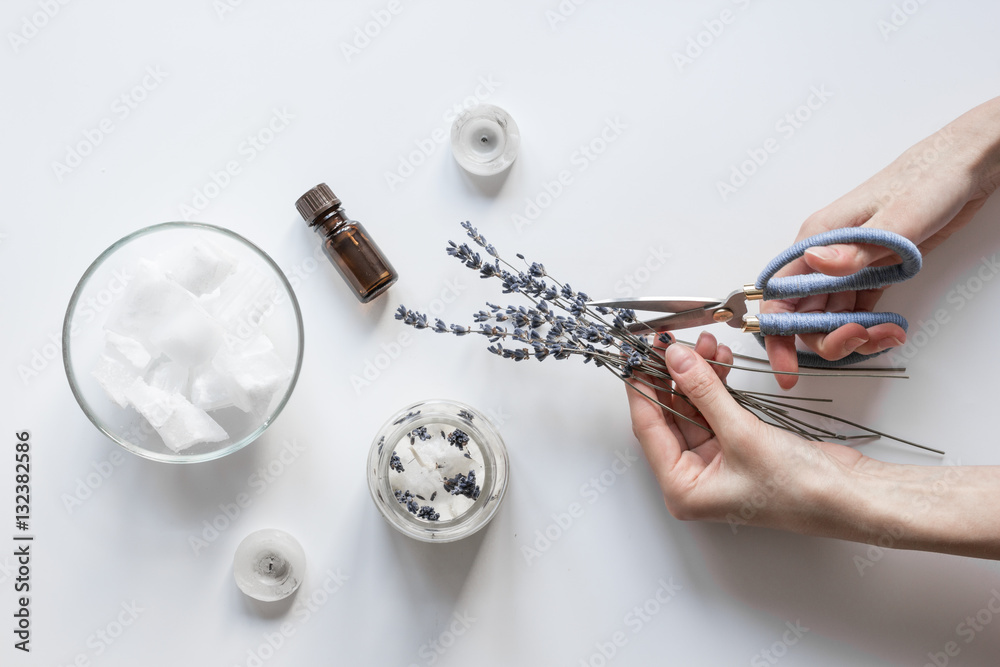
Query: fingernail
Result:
<box><xmin>665</xmin><ymin>344</ymin><xmax>696</xmax><ymax>373</ymax></box>
<box><xmin>845</xmin><ymin>336</ymin><xmax>867</xmax><ymax>352</ymax></box>
<box><xmin>877</xmin><ymin>336</ymin><xmax>904</xmax><ymax>351</ymax></box>
<box><xmin>806</xmin><ymin>246</ymin><xmax>837</xmax><ymax>261</ymax></box>
<box><xmin>697</xmin><ymin>331</ymin><xmax>711</xmax><ymax>345</ymax></box>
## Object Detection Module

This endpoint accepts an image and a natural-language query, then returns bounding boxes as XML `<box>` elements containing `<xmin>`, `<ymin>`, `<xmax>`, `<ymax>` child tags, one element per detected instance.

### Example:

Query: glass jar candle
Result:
<box><xmin>367</xmin><ymin>399</ymin><xmax>509</xmax><ymax>542</ymax></box>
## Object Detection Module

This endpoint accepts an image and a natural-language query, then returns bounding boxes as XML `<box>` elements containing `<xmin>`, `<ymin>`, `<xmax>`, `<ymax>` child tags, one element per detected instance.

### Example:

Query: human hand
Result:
<box><xmin>625</xmin><ymin>331</ymin><xmax>1000</xmax><ymax>558</ymax></box>
<box><xmin>625</xmin><ymin>332</ymin><xmax>862</xmax><ymax>529</ymax></box>
<box><xmin>764</xmin><ymin>97</ymin><xmax>1000</xmax><ymax>388</ymax></box>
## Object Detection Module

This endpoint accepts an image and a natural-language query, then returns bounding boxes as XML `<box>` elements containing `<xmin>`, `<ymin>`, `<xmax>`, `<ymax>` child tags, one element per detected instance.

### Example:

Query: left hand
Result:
<box><xmin>625</xmin><ymin>332</ymin><xmax>862</xmax><ymax>528</ymax></box>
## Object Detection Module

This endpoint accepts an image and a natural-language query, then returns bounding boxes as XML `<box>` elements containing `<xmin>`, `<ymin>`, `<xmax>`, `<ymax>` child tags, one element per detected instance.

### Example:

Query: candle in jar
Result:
<box><xmin>388</xmin><ymin>422</ymin><xmax>485</xmax><ymax>522</ymax></box>
<box><xmin>368</xmin><ymin>401</ymin><xmax>509</xmax><ymax>543</ymax></box>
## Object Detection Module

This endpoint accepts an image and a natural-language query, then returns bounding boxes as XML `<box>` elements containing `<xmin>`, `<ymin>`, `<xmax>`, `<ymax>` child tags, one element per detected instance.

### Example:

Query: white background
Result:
<box><xmin>2</xmin><ymin>1</ymin><xmax>1000</xmax><ymax>665</ymax></box>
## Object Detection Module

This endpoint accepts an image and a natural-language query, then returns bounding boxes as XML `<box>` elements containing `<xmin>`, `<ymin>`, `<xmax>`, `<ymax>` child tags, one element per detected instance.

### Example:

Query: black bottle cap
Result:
<box><xmin>295</xmin><ymin>183</ymin><xmax>342</xmax><ymax>224</ymax></box>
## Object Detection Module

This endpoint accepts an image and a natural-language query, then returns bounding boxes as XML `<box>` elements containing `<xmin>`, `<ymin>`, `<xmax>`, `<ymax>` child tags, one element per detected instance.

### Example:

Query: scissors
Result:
<box><xmin>590</xmin><ymin>228</ymin><xmax>922</xmax><ymax>367</ymax></box>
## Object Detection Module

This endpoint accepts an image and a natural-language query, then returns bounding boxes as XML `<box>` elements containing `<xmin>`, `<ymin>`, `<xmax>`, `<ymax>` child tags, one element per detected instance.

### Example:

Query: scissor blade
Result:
<box><xmin>589</xmin><ymin>296</ymin><xmax>723</xmax><ymax>313</ymax></box>
<box><xmin>626</xmin><ymin>307</ymin><xmax>720</xmax><ymax>333</ymax></box>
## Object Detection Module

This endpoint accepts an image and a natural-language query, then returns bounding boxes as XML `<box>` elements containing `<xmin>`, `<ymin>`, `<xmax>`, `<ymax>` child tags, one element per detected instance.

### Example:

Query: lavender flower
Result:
<box><xmin>391</xmin><ymin>410</ymin><xmax>421</xmax><ymax>425</ymax></box>
<box><xmin>417</xmin><ymin>505</ymin><xmax>440</xmax><ymax>521</ymax></box>
<box><xmin>443</xmin><ymin>470</ymin><xmax>481</xmax><ymax>500</ymax></box>
<box><xmin>389</xmin><ymin>452</ymin><xmax>404</xmax><ymax>473</ymax></box>
<box><xmin>409</xmin><ymin>426</ymin><xmax>431</xmax><ymax>442</ymax></box>
<box><xmin>447</xmin><ymin>428</ymin><xmax>470</xmax><ymax>451</ymax></box>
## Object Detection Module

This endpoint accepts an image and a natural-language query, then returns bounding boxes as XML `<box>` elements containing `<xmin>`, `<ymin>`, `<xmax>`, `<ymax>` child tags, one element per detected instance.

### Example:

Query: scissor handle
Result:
<box><xmin>752</xmin><ymin>228</ymin><xmax>921</xmax><ymax>367</ymax></box>
<box><xmin>753</xmin><ymin>312</ymin><xmax>906</xmax><ymax>367</ymax></box>
<box><xmin>756</xmin><ymin>228</ymin><xmax>921</xmax><ymax>301</ymax></box>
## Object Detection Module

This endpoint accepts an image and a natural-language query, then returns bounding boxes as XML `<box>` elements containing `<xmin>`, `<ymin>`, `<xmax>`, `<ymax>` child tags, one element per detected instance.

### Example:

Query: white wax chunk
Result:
<box><xmin>91</xmin><ymin>355</ymin><xmax>139</xmax><ymax>408</ymax></box>
<box><xmin>199</xmin><ymin>262</ymin><xmax>279</xmax><ymax>336</ymax></box>
<box><xmin>106</xmin><ymin>259</ymin><xmax>224</xmax><ymax>366</ymax></box>
<box><xmin>123</xmin><ymin>377</ymin><xmax>174</xmax><ymax>429</ymax></box>
<box><xmin>161</xmin><ymin>238</ymin><xmax>238</xmax><ymax>296</ymax></box>
<box><xmin>189</xmin><ymin>365</ymin><xmax>236</xmax><ymax>411</ymax></box>
<box><xmin>150</xmin><ymin>303</ymin><xmax>224</xmax><ymax>368</ymax></box>
<box><xmin>147</xmin><ymin>360</ymin><xmax>189</xmax><ymax>395</ymax></box>
<box><xmin>124</xmin><ymin>378</ymin><xmax>227</xmax><ymax>452</ymax></box>
<box><xmin>156</xmin><ymin>395</ymin><xmax>228</xmax><ymax>452</ymax></box>
<box><xmin>105</xmin><ymin>331</ymin><xmax>152</xmax><ymax>370</ymax></box>
<box><xmin>212</xmin><ymin>338</ymin><xmax>291</xmax><ymax>418</ymax></box>
<box><xmin>96</xmin><ymin>251</ymin><xmax>294</xmax><ymax>452</ymax></box>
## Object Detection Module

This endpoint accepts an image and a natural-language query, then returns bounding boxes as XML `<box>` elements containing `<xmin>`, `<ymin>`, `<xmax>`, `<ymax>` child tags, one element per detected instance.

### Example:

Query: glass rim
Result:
<box><xmin>62</xmin><ymin>221</ymin><xmax>305</xmax><ymax>464</ymax></box>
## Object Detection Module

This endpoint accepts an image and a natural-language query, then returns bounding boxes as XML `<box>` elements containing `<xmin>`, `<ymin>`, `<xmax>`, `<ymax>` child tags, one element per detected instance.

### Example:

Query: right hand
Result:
<box><xmin>764</xmin><ymin>96</ymin><xmax>1000</xmax><ymax>388</ymax></box>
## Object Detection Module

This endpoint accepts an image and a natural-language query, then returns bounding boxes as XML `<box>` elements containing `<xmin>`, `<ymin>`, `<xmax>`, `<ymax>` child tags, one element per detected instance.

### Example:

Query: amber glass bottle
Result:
<box><xmin>295</xmin><ymin>183</ymin><xmax>399</xmax><ymax>303</ymax></box>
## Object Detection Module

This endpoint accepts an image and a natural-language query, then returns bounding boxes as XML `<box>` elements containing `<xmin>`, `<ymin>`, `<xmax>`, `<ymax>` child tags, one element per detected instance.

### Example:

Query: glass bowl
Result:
<box><xmin>367</xmin><ymin>399</ymin><xmax>509</xmax><ymax>542</ymax></box>
<box><xmin>63</xmin><ymin>222</ymin><xmax>304</xmax><ymax>464</ymax></box>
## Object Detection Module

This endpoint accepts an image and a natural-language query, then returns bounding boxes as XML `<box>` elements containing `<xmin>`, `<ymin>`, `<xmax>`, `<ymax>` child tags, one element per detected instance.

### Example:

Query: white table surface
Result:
<box><xmin>3</xmin><ymin>1</ymin><xmax>1000</xmax><ymax>665</ymax></box>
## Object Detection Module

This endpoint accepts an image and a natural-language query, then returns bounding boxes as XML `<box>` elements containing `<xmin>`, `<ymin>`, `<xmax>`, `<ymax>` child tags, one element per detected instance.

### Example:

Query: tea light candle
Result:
<box><xmin>450</xmin><ymin>104</ymin><xmax>520</xmax><ymax>176</ymax></box>
<box><xmin>368</xmin><ymin>400</ymin><xmax>509</xmax><ymax>542</ymax></box>
<box><xmin>233</xmin><ymin>529</ymin><xmax>306</xmax><ymax>601</ymax></box>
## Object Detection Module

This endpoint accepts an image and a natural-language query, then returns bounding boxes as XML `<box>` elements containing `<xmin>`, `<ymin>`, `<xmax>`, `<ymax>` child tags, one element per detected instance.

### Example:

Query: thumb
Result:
<box><xmin>664</xmin><ymin>345</ymin><xmax>748</xmax><ymax>432</ymax></box>
<box><xmin>802</xmin><ymin>243</ymin><xmax>894</xmax><ymax>277</ymax></box>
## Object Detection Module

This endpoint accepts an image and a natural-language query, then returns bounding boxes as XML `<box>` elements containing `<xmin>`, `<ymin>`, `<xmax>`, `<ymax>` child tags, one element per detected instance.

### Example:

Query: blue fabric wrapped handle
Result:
<box><xmin>752</xmin><ymin>228</ymin><xmax>921</xmax><ymax>367</ymax></box>
<box><xmin>756</xmin><ymin>228</ymin><xmax>921</xmax><ymax>301</ymax></box>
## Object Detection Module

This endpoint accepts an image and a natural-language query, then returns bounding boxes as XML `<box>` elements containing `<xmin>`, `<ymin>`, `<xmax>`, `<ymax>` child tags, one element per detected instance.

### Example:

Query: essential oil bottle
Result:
<box><xmin>295</xmin><ymin>183</ymin><xmax>399</xmax><ymax>303</ymax></box>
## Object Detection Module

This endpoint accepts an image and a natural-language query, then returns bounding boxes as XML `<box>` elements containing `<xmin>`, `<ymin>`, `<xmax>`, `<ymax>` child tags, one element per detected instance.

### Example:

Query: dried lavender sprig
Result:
<box><xmin>455</xmin><ymin>221</ymin><xmax>652</xmax><ymax>353</ymax></box>
<box><xmin>399</xmin><ymin>221</ymin><xmax>938</xmax><ymax>453</ymax></box>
